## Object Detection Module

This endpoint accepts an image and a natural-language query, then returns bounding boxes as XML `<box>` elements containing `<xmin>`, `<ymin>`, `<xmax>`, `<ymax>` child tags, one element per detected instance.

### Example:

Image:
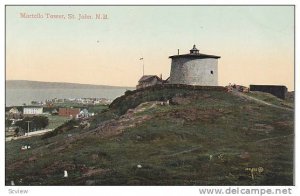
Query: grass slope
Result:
<box><xmin>5</xmin><ymin>86</ymin><xmax>294</xmax><ymax>185</ymax></box>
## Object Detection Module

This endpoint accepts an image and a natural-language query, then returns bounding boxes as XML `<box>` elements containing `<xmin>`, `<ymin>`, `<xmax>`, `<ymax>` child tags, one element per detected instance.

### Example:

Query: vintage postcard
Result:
<box><xmin>4</xmin><ymin>4</ymin><xmax>295</xmax><ymax>194</ymax></box>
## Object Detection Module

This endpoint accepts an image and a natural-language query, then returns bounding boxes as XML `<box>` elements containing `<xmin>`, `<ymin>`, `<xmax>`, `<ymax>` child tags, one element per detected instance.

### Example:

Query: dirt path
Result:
<box><xmin>6</xmin><ymin>129</ymin><xmax>53</xmax><ymax>142</ymax></box>
<box><xmin>232</xmin><ymin>91</ymin><xmax>293</xmax><ymax>112</ymax></box>
<box><xmin>255</xmin><ymin>134</ymin><xmax>294</xmax><ymax>143</ymax></box>
<box><xmin>167</xmin><ymin>146</ymin><xmax>202</xmax><ymax>157</ymax></box>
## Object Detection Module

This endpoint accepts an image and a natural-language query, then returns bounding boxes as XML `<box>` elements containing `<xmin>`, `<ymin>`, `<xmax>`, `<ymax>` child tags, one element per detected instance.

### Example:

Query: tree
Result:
<box><xmin>14</xmin><ymin>127</ymin><xmax>20</xmax><ymax>136</ymax></box>
<box><xmin>32</xmin><ymin>116</ymin><xmax>49</xmax><ymax>129</ymax></box>
<box><xmin>15</xmin><ymin>116</ymin><xmax>49</xmax><ymax>132</ymax></box>
<box><xmin>5</xmin><ymin>119</ymin><xmax>12</xmax><ymax>127</ymax></box>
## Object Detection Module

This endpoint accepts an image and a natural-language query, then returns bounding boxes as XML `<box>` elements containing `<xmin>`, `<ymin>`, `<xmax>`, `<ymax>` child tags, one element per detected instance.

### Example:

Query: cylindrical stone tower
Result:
<box><xmin>169</xmin><ymin>45</ymin><xmax>221</xmax><ymax>86</ymax></box>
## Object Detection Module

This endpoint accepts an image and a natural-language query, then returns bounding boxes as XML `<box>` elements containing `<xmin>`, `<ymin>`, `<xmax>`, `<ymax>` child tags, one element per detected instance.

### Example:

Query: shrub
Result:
<box><xmin>124</xmin><ymin>90</ymin><xmax>133</xmax><ymax>96</ymax></box>
<box><xmin>41</xmin><ymin>119</ymin><xmax>78</xmax><ymax>140</ymax></box>
<box><xmin>15</xmin><ymin>116</ymin><xmax>49</xmax><ymax>131</ymax></box>
<box><xmin>5</xmin><ymin>119</ymin><xmax>13</xmax><ymax>127</ymax></box>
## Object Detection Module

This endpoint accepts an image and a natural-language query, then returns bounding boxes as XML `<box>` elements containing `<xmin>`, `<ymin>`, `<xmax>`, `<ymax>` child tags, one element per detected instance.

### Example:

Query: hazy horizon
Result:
<box><xmin>6</xmin><ymin>6</ymin><xmax>294</xmax><ymax>90</ymax></box>
<box><xmin>6</xmin><ymin>79</ymin><xmax>135</xmax><ymax>88</ymax></box>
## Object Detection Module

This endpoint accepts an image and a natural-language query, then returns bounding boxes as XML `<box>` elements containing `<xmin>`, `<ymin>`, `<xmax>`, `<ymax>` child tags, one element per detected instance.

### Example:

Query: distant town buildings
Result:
<box><xmin>58</xmin><ymin>108</ymin><xmax>93</xmax><ymax>118</ymax></box>
<box><xmin>23</xmin><ymin>106</ymin><xmax>43</xmax><ymax>115</ymax></box>
<box><xmin>6</xmin><ymin>96</ymin><xmax>111</xmax><ymax>138</ymax></box>
<box><xmin>6</xmin><ymin>96</ymin><xmax>109</xmax><ymax>121</ymax></box>
<box><xmin>77</xmin><ymin>109</ymin><xmax>94</xmax><ymax>118</ymax></box>
<box><xmin>58</xmin><ymin>108</ymin><xmax>80</xmax><ymax>118</ymax></box>
<box><xmin>44</xmin><ymin>97</ymin><xmax>112</xmax><ymax>106</ymax></box>
<box><xmin>51</xmin><ymin>109</ymin><xmax>59</xmax><ymax>115</ymax></box>
<box><xmin>7</xmin><ymin>107</ymin><xmax>22</xmax><ymax>119</ymax></box>
<box><xmin>9</xmin><ymin>107</ymin><xmax>19</xmax><ymax>114</ymax></box>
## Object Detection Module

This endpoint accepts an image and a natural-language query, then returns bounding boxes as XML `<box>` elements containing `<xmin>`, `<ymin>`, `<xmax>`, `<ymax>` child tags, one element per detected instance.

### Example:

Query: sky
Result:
<box><xmin>6</xmin><ymin>6</ymin><xmax>294</xmax><ymax>90</ymax></box>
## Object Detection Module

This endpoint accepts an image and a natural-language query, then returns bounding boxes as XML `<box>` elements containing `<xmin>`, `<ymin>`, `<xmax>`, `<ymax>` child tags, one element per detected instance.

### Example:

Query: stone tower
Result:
<box><xmin>169</xmin><ymin>45</ymin><xmax>221</xmax><ymax>86</ymax></box>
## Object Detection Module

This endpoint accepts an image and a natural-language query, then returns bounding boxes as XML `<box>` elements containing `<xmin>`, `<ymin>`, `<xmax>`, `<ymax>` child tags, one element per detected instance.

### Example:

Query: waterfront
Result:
<box><xmin>6</xmin><ymin>88</ymin><xmax>133</xmax><ymax>106</ymax></box>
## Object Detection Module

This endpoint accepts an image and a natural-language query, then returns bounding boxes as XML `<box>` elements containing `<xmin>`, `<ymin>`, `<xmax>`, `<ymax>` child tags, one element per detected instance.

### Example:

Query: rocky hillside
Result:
<box><xmin>5</xmin><ymin>85</ymin><xmax>294</xmax><ymax>185</ymax></box>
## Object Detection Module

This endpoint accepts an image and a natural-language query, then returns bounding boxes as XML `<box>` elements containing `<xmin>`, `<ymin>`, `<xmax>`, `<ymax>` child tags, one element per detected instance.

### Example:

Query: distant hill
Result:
<box><xmin>6</xmin><ymin>80</ymin><xmax>134</xmax><ymax>89</ymax></box>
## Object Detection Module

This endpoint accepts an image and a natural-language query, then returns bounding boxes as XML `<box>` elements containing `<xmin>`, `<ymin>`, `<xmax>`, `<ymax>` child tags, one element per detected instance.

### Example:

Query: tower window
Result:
<box><xmin>210</xmin><ymin>70</ymin><xmax>214</xmax><ymax>74</ymax></box>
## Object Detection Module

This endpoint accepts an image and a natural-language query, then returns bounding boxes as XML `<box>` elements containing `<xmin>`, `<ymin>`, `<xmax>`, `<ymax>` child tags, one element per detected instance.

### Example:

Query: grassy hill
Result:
<box><xmin>5</xmin><ymin>85</ymin><xmax>294</xmax><ymax>185</ymax></box>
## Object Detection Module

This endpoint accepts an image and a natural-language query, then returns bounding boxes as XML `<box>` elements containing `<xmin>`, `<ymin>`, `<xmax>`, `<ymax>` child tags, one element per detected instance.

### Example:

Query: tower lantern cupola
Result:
<box><xmin>190</xmin><ymin>44</ymin><xmax>199</xmax><ymax>54</ymax></box>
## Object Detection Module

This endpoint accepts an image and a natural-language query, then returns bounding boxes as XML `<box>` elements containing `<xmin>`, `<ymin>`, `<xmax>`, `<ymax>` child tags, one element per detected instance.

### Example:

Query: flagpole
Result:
<box><xmin>140</xmin><ymin>57</ymin><xmax>144</xmax><ymax>76</ymax></box>
<box><xmin>143</xmin><ymin>59</ymin><xmax>144</xmax><ymax>76</ymax></box>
